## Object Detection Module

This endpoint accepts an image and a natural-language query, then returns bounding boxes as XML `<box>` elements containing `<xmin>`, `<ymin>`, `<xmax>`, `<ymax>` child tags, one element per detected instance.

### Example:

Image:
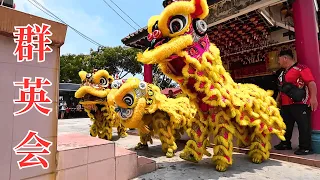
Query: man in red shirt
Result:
<box><xmin>274</xmin><ymin>49</ymin><xmax>318</xmax><ymax>155</ymax></box>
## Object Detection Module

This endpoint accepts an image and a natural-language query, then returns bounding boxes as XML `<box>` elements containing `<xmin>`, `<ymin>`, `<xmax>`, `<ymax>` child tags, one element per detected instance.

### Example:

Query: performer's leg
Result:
<box><xmin>173</xmin><ymin>128</ymin><xmax>184</xmax><ymax>140</ymax></box>
<box><xmin>135</xmin><ymin>131</ymin><xmax>152</xmax><ymax>150</ymax></box>
<box><xmin>248</xmin><ymin>130</ymin><xmax>271</xmax><ymax>164</ymax></box>
<box><xmin>180</xmin><ymin>117</ymin><xmax>210</xmax><ymax>163</ymax></box>
<box><xmin>86</xmin><ymin>109</ymin><xmax>97</xmax><ymax>137</ymax></box>
<box><xmin>151</xmin><ymin>112</ymin><xmax>178</xmax><ymax>158</ymax></box>
<box><xmin>90</xmin><ymin>123</ymin><xmax>98</xmax><ymax>137</ymax></box>
<box><xmin>117</xmin><ymin>124</ymin><xmax>128</xmax><ymax>138</ymax></box>
<box><xmin>274</xmin><ymin>105</ymin><xmax>294</xmax><ymax>150</ymax></box>
<box><xmin>232</xmin><ymin>121</ymin><xmax>251</xmax><ymax>148</ymax></box>
<box><xmin>158</xmin><ymin>124</ymin><xmax>178</xmax><ymax>158</ymax></box>
<box><xmin>103</xmin><ymin>120</ymin><xmax>113</xmax><ymax>140</ymax></box>
<box><xmin>212</xmin><ymin>126</ymin><xmax>234</xmax><ymax>172</ymax></box>
<box><xmin>292</xmin><ymin>104</ymin><xmax>313</xmax><ymax>154</ymax></box>
<box><xmin>95</xmin><ymin>120</ymin><xmax>108</xmax><ymax>139</ymax></box>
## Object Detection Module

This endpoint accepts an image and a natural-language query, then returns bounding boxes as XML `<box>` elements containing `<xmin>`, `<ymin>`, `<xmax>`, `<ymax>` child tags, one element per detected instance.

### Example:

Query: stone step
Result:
<box><xmin>115</xmin><ymin>146</ymin><xmax>137</xmax><ymax>180</ymax></box>
<box><xmin>51</xmin><ymin>133</ymin><xmax>156</xmax><ymax>180</ymax></box>
<box><xmin>114</xmin><ymin>147</ymin><xmax>156</xmax><ymax>180</ymax></box>
<box><xmin>137</xmin><ymin>156</ymin><xmax>156</xmax><ymax>177</ymax></box>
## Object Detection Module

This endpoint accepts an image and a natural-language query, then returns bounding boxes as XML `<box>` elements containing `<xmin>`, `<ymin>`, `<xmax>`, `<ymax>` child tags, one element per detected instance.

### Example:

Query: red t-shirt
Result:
<box><xmin>278</xmin><ymin>63</ymin><xmax>315</xmax><ymax>105</ymax></box>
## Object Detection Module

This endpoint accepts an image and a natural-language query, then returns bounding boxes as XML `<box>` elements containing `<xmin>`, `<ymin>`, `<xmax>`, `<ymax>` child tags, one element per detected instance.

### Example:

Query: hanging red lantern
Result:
<box><xmin>233</xmin><ymin>34</ymin><xmax>237</xmax><ymax>40</ymax></box>
<box><xmin>281</xmin><ymin>5</ymin><xmax>288</xmax><ymax>15</ymax></box>
<box><xmin>252</xmin><ymin>32</ymin><xmax>258</xmax><ymax>38</ymax></box>
<box><xmin>249</xmin><ymin>17</ymin><xmax>256</xmax><ymax>22</ymax></box>
<box><xmin>285</xmin><ymin>12</ymin><xmax>292</xmax><ymax>18</ymax></box>
<box><xmin>257</xmin><ymin>23</ymin><xmax>265</xmax><ymax>31</ymax></box>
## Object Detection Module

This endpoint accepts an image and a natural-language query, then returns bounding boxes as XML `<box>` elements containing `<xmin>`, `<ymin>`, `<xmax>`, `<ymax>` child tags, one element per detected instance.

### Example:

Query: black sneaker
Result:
<box><xmin>294</xmin><ymin>149</ymin><xmax>314</xmax><ymax>155</ymax></box>
<box><xmin>274</xmin><ymin>143</ymin><xmax>292</xmax><ymax>150</ymax></box>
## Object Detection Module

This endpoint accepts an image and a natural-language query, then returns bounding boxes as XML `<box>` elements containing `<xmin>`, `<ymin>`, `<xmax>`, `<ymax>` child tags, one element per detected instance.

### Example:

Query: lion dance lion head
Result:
<box><xmin>137</xmin><ymin>0</ymin><xmax>212</xmax><ymax>79</ymax></box>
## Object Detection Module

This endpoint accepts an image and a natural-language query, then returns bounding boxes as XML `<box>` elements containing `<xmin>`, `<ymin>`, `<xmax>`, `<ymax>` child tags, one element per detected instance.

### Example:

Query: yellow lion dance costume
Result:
<box><xmin>136</xmin><ymin>0</ymin><xmax>286</xmax><ymax>171</ymax></box>
<box><xmin>75</xmin><ymin>69</ymin><xmax>128</xmax><ymax>140</ymax></box>
<box><xmin>112</xmin><ymin>77</ymin><xmax>198</xmax><ymax>158</ymax></box>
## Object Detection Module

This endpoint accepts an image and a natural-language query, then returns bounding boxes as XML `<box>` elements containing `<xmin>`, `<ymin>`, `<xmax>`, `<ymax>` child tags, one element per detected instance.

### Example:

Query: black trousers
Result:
<box><xmin>281</xmin><ymin>104</ymin><xmax>312</xmax><ymax>150</ymax></box>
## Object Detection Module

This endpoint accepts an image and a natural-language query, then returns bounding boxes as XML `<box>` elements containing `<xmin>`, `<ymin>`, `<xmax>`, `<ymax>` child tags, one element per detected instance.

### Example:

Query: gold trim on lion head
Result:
<box><xmin>113</xmin><ymin>77</ymin><xmax>163</xmax><ymax>129</ymax></box>
<box><xmin>75</xmin><ymin>69</ymin><xmax>114</xmax><ymax>109</ymax></box>
<box><xmin>137</xmin><ymin>0</ymin><xmax>209</xmax><ymax>65</ymax></box>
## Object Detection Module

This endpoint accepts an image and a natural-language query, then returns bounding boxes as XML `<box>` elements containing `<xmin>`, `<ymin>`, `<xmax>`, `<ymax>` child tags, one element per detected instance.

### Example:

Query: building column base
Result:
<box><xmin>311</xmin><ymin>130</ymin><xmax>320</xmax><ymax>154</ymax></box>
<box><xmin>143</xmin><ymin>64</ymin><xmax>153</xmax><ymax>83</ymax></box>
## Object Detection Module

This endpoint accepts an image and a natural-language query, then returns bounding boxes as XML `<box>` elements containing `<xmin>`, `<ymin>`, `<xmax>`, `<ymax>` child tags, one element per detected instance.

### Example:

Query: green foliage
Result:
<box><xmin>90</xmin><ymin>46</ymin><xmax>143</xmax><ymax>78</ymax></box>
<box><xmin>59</xmin><ymin>46</ymin><xmax>143</xmax><ymax>83</ymax></box>
<box><xmin>60</xmin><ymin>53</ymin><xmax>92</xmax><ymax>83</ymax></box>
<box><xmin>152</xmin><ymin>65</ymin><xmax>178</xmax><ymax>90</ymax></box>
<box><xmin>59</xmin><ymin>45</ymin><xmax>177</xmax><ymax>89</ymax></box>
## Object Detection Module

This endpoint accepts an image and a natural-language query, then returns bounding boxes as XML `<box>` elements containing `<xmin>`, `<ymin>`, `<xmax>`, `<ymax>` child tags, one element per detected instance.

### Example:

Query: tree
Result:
<box><xmin>59</xmin><ymin>46</ymin><xmax>143</xmax><ymax>83</ymax></box>
<box><xmin>90</xmin><ymin>46</ymin><xmax>143</xmax><ymax>79</ymax></box>
<box><xmin>59</xmin><ymin>46</ymin><xmax>178</xmax><ymax>89</ymax></box>
<box><xmin>152</xmin><ymin>65</ymin><xmax>178</xmax><ymax>90</ymax></box>
<box><xmin>60</xmin><ymin>53</ymin><xmax>92</xmax><ymax>83</ymax></box>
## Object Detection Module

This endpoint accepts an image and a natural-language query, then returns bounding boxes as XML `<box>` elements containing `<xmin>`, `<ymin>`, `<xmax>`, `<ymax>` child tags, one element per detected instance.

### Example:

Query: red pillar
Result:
<box><xmin>143</xmin><ymin>64</ymin><xmax>153</xmax><ymax>83</ymax></box>
<box><xmin>293</xmin><ymin>0</ymin><xmax>320</xmax><ymax>131</ymax></box>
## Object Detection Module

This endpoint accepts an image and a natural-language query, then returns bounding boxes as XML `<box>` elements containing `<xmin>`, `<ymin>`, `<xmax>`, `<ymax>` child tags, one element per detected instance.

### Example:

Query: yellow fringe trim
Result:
<box><xmin>74</xmin><ymin>70</ymin><xmax>127</xmax><ymax>140</ymax></box>
<box><xmin>113</xmin><ymin>77</ymin><xmax>197</xmax><ymax>157</ymax></box>
<box><xmin>135</xmin><ymin>0</ymin><xmax>287</xmax><ymax>168</ymax></box>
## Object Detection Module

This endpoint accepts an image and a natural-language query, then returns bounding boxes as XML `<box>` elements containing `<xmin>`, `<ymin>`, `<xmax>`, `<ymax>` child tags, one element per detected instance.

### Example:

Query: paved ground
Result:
<box><xmin>58</xmin><ymin>118</ymin><xmax>320</xmax><ymax>180</ymax></box>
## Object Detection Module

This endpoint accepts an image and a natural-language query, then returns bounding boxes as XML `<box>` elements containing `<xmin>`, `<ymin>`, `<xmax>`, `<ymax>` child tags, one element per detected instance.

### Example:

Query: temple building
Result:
<box><xmin>121</xmin><ymin>0</ymin><xmax>320</xmax><ymax>153</ymax></box>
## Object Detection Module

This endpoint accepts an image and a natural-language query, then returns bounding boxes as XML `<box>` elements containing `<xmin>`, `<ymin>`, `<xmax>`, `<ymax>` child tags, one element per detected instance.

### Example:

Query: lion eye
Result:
<box><xmin>100</xmin><ymin>77</ymin><xmax>109</xmax><ymax>87</ymax></box>
<box><xmin>86</xmin><ymin>73</ymin><xmax>92</xmax><ymax>79</ymax></box>
<box><xmin>139</xmin><ymin>81</ymin><xmax>147</xmax><ymax>90</ymax></box>
<box><xmin>169</xmin><ymin>15</ymin><xmax>188</xmax><ymax>34</ymax></box>
<box><xmin>152</xmin><ymin>21</ymin><xmax>159</xmax><ymax>32</ymax></box>
<box><xmin>111</xmin><ymin>80</ymin><xmax>122</xmax><ymax>89</ymax></box>
<box><xmin>123</xmin><ymin>94</ymin><xmax>134</xmax><ymax>106</ymax></box>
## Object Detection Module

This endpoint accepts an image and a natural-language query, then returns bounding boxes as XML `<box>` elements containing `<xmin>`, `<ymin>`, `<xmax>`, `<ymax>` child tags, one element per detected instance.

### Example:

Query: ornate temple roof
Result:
<box><xmin>121</xmin><ymin>0</ymin><xmax>220</xmax><ymax>49</ymax></box>
<box><xmin>121</xmin><ymin>26</ymin><xmax>148</xmax><ymax>50</ymax></box>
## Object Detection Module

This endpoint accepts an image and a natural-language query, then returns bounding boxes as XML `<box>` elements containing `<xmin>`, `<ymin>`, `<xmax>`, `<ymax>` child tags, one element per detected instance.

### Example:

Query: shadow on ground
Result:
<box><xmin>111</xmin><ymin>134</ymin><xmax>121</xmax><ymax>141</ymax></box>
<box><xmin>137</xmin><ymin>153</ymin><xmax>285</xmax><ymax>180</ymax></box>
<box><xmin>127</xmin><ymin>141</ymin><xmax>186</xmax><ymax>158</ymax></box>
<box><xmin>125</xmin><ymin>140</ymin><xmax>285</xmax><ymax>179</ymax></box>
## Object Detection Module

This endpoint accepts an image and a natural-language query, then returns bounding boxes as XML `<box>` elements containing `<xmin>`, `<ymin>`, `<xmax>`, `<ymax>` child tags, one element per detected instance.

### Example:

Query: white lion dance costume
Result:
<box><xmin>136</xmin><ymin>0</ymin><xmax>286</xmax><ymax>172</ymax></box>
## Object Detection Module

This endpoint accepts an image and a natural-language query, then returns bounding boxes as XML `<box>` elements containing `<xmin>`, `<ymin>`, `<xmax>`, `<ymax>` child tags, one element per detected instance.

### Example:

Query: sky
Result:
<box><xmin>15</xmin><ymin>0</ymin><xmax>164</xmax><ymax>54</ymax></box>
<box><xmin>14</xmin><ymin>0</ymin><xmax>165</xmax><ymax>79</ymax></box>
